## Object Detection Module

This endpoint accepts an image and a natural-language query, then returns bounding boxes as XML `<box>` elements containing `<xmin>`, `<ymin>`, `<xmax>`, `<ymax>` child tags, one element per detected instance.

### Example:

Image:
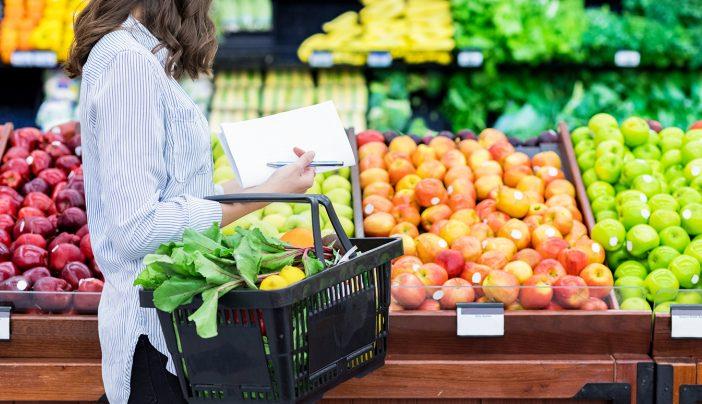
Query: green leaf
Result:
<box><xmin>188</xmin><ymin>281</ymin><xmax>241</xmax><ymax>338</ymax></box>
<box><xmin>143</xmin><ymin>253</ymin><xmax>193</xmax><ymax>277</ymax></box>
<box><xmin>153</xmin><ymin>277</ymin><xmax>208</xmax><ymax>313</ymax></box>
<box><xmin>133</xmin><ymin>264</ymin><xmax>168</xmax><ymax>289</ymax></box>
<box><xmin>155</xmin><ymin>241</ymin><xmax>182</xmax><ymax>256</ymax></box>
<box><xmin>192</xmin><ymin>251</ymin><xmax>239</xmax><ymax>285</ymax></box>
<box><xmin>236</xmin><ymin>227</ymin><xmax>287</xmax><ymax>254</ymax></box>
<box><xmin>202</xmin><ymin>222</ymin><xmax>222</xmax><ymax>244</ymax></box>
<box><xmin>302</xmin><ymin>250</ymin><xmax>325</xmax><ymax>277</ymax></box>
<box><xmin>222</xmin><ymin>232</ymin><xmax>243</xmax><ymax>249</ymax></box>
<box><xmin>232</xmin><ymin>239</ymin><xmax>262</xmax><ymax>289</ymax></box>
<box><xmin>260</xmin><ymin>250</ymin><xmax>295</xmax><ymax>272</ymax></box>
<box><xmin>182</xmin><ymin>228</ymin><xmax>223</xmax><ymax>254</ymax></box>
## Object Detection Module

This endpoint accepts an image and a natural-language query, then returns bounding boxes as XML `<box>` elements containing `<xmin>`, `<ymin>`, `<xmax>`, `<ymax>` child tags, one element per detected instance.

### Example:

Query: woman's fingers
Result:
<box><xmin>293</xmin><ymin>147</ymin><xmax>306</xmax><ymax>157</ymax></box>
<box><xmin>294</xmin><ymin>150</ymin><xmax>316</xmax><ymax>170</ymax></box>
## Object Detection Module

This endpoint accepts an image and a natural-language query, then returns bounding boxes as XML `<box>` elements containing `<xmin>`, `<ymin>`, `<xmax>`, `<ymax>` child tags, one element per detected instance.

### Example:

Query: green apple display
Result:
<box><xmin>620</xmin><ymin>297</ymin><xmax>652</xmax><ymax>311</ymax></box>
<box><xmin>632</xmin><ymin>144</ymin><xmax>661</xmax><ymax>161</ymax></box>
<box><xmin>631</xmin><ymin>174</ymin><xmax>662</xmax><ymax>198</ymax></box>
<box><xmin>674</xmin><ymin>290</ymin><xmax>702</xmax><ymax>304</ymax></box>
<box><xmin>626</xmin><ymin>224</ymin><xmax>660</xmax><ymax>257</ymax></box>
<box><xmin>591</xmin><ymin>195</ymin><xmax>616</xmax><ymax>216</ymax></box>
<box><xmin>674</xmin><ymin>187</ymin><xmax>702</xmax><ymax>207</ymax></box>
<box><xmin>592</xmin><ymin>219</ymin><xmax>626</xmax><ymax>251</ymax></box>
<box><xmin>616</xmin><ymin>190</ymin><xmax>648</xmax><ymax>206</ymax></box>
<box><xmin>681</xmin><ymin>203</ymin><xmax>702</xmax><ymax>236</ymax></box>
<box><xmin>594</xmin><ymin>155</ymin><xmax>622</xmax><ymax>183</ymax></box>
<box><xmin>669</xmin><ymin>255</ymin><xmax>700</xmax><ymax>289</ymax></box>
<box><xmin>682</xmin><ymin>140</ymin><xmax>702</xmax><ymax>165</ymax></box>
<box><xmin>647</xmin><ymin>246</ymin><xmax>680</xmax><ymax>271</ymax></box>
<box><xmin>618</xmin><ymin>201</ymin><xmax>650</xmax><ymax>230</ymax></box>
<box><xmin>587</xmin><ymin>181</ymin><xmax>615</xmax><ymax>201</ymax></box>
<box><xmin>615</xmin><ymin>276</ymin><xmax>647</xmax><ymax>301</ymax></box>
<box><xmin>571</xmin><ymin>126</ymin><xmax>592</xmax><ymax>145</ymax></box>
<box><xmin>596</xmin><ymin>140</ymin><xmax>626</xmax><ymax>158</ymax></box>
<box><xmin>648</xmin><ymin>209</ymin><xmax>681</xmax><ymax>232</ymax></box>
<box><xmin>582</xmin><ymin>169</ymin><xmax>598</xmax><ymax>188</ymax></box>
<box><xmin>621</xmin><ymin>159</ymin><xmax>652</xmax><ymax>184</ymax></box>
<box><xmin>647</xmin><ymin>194</ymin><xmax>678</xmax><ymax>212</ymax></box>
<box><xmin>577</xmin><ymin>150</ymin><xmax>596</xmax><ymax>171</ymax></box>
<box><xmin>685</xmin><ymin>239</ymin><xmax>702</xmax><ymax>264</ymax></box>
<box><xmin>621</xmin><ymin>117</ymin><xmax>650</xmax><ymax>148</ymax></box>
<box><xmin>615</xmin><ymin>260</ymin><xmax>648</xmax><ymax>280</ymax></box>
<box><xmin>645</xmin><ymin>268</ymin><xmax>679</xmax><ymax>303</ymax></box>
<box><xmin>660</xmin><ymin>226</ymin><xmax>691</xmax><ymax>253</ymax></box>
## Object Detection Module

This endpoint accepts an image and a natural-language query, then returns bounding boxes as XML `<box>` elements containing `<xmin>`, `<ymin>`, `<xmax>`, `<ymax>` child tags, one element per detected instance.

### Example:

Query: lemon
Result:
<box><xmin>260</xmin><ymin>275</ymin><xmax>289</xmax><ymax>291</ymax></box>
<box><xmin>279</xmin><ymin>266</ymin><xmax>306</xmax><ymax>284</ymax></box>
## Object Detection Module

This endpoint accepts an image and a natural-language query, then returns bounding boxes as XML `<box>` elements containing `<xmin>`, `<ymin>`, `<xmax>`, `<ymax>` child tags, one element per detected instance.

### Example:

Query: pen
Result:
<box><xmin>267</xmin><ymin>161</ymin><xmax>344</xmax><ymax>168</ymax></box>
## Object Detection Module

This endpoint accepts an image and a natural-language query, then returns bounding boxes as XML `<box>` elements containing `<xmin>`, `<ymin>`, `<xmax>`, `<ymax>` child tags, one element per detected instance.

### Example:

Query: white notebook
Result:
<box><xmin>218</xmin><ymin>101</ymin><xmax>356</xmax><ymax>188</ymax></box>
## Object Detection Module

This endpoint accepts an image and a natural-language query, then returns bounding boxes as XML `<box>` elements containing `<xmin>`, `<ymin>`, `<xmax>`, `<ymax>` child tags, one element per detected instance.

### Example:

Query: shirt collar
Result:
<box><xmin>121</xmin><ymin>15</ymin><xmax>168</xmax><ymax>67</ymax></box>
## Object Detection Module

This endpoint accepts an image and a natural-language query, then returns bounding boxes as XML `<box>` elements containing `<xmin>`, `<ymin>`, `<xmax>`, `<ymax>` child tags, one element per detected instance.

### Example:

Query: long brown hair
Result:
<box><xmin>65</xmin><ymin>0</ymin><xmax>217</xmax><ymax>80</ymax></box>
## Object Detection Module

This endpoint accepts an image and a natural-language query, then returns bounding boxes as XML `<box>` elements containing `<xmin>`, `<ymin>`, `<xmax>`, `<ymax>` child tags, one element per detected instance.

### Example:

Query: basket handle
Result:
<box><xmin>206</xmin><ymin>193</ymin><xmax>355</xmax><ymax>267</ymax></box>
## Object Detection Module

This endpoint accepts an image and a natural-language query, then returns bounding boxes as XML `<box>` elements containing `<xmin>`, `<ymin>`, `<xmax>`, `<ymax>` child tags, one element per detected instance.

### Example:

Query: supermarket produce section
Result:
<box><xmin>1</xmin><ymin>0</ymin><xmax>702</xmax><ymax>403</ymax></box>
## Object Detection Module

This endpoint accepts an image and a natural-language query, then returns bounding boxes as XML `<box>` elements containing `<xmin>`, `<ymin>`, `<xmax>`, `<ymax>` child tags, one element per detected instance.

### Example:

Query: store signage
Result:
<box><xmin>457</xmin><ymin>50</ymin><xmax>484</xmax><ymax>67</ymax></box>
<box><xmin>614</xmin><ymin>50</ymin><xmax>640</xmax><ymax>68</ymax></box>
<box><xmin>671</xmin><ymin>304</ymin><xmax>702</xmax><ymax>339</ymax></box>
<box><xmin>10</xmin><ymin>51</ymin><xmax>58</xmax><ymax>68</ymax></box>
<box><xmin>367</xmin><ymin>51</ymin><xmax>392</xmax><ymax>68</ymax></box>
<box><xmin>309</xmin><ymin>51</ymin><xmax>333</xmax><ymax>68</ymax></box>
<box><xmin>0</xmin><ymin>307</ymin><xmax>9</xmax><ymax>341</ymax></box>
<box><xmin>456</xmin><ymin>303</ymin><xmax>504</xmax><ymax>337</ymax></box>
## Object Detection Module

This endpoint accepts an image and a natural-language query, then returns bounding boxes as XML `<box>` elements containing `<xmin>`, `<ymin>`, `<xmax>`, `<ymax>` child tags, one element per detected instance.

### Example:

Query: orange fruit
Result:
<box><xmin>281</xmin><ymin>228</ymin><xmax>314</xmax><ymax>248</ymax></box>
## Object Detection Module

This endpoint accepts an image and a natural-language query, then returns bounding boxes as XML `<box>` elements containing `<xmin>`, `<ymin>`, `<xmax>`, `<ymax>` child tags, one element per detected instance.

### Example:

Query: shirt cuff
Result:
<box><xmin>185</xmin><ymin>195</ymin><xmax>223</xmax><ymax>231</ymax></box>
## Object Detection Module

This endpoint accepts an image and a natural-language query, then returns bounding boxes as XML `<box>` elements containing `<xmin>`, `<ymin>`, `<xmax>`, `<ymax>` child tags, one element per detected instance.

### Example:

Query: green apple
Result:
<box><xmin>645</xmin><ymin>268</ymin><xmax>679</xmax><ymax>303</ymax></box>
<box><xmin>230</xmin><ymin>209</ymin><xmax>263</xmax><ymax>230</ymax></box>
<box><xmin>307</xmin><ymin>181</ymin><xmax>322</xmax><ymax>194</ymax></box>
<box><xmin>632</xmin><ymin>144</ymin><xmax>661</xmax><ymax>161</ymax></box>
<box><xmin>332</xmin><ymin>203</ymin><xmax>354</xmax><ymax>220</ymax></box>
<box><xmin>621</xmin><ymin>159</ymin><xmax>652</xmax><ymax>185</ymax></box>
<box><xmin>250</xmin><ymin>221</ymin><xmax>279</xmax><ymax>238</ymax></box>
<box><xmin>660</xmin><ymin>150</ymin><xmax>682</xmax><ymax>169</ymax></box>
<box><xmin>314</xmin><ymin>173</ymin><xmax>325</xmax><ymax>184</ymax></box>
<box><xmin>654</xmin><ymin>301</ymin><xmax>673</xmax><ymax>314</ymax></box>
<box><xmin>264</xmin><ymin>202</ymin><xmax>293</xmax><ymax>217</ymax></box>
<box><xmin>571</xmin><ymin>126</ymin><xmax>593</xmax><ymax>145</ymax></box>
<box><xmin>675</xmin><ymin>290</ymin><xmax>702</xmax><ymax>304</ymax></box>
<box><xmin>654</xmin><ymin>173</ymin><xmax>669</xmax><ymax>195</ymax></box>
<box><xmin>594</xmin><ymin>127</ymin><xmax>624</xmax><ymax>146</ymax></box>
<box><xmin>596</xmin><ymin>210</ymin><xmax>619</xmax><ymax>222</ymax></box>
<box><xmin>214</xmin><ymin>155</ymin><xmax>231</xmax><ymax>170</ymax></box>
<box><xmin>616</xmin><ymin>190</ymin><xmax>647</xmax><ymax>206</ymax></box>
<box><xmin>669</xmin><ymin>177</ymin><xmax>688</xmax><ymax>191</ymax></box>
<box><xmin>577</xmin><ymin>150</ymin><xmax>597</xmax><ymax>171</ymax></box>
<box><xmin>607</xmin><ymin>246</ymin><xmax>631</xmax><ymax>269</ymax></box>
<box><xmin>338</xmin><ymin>216</ymin><xmax>355</xmax><ymax>237</ymax></box>
<box><xmin>665</xmin><ymin>165</ymin><xmax>685</xmax><ymax>183</ymax></box>
<box><xmin>213</xmin><ymin>166</ymin><xmax>236</xmax><ymax>184</ymax></box>
<box><xmin>632</xmin><ymin>174</ymin><xmax>662</xmax><ymax>198</ymax></box>
<box><xmin>648</xmin><ymin>209</ymin><xmax>681</xmax><ymax>232</ymax></box>
<box><xmin>575</xmin><ymin>139</ymin><xmax>596</xmax><ymax>156</ymax></box>
<box><xmin>589</xmin><ymin>113</ymin><xmax>619</xmax><ymax>137</ymax></box>
<box><xmin>621</xmin><ymin>117</ymin><xmax>650</xmax><ymax>147</ymax></box>
<box><xmin>615</xmin><ymin>260</ymin><xmax>648</xmax><ymax>280</ymax></box>
<box><xmin>648</xmin><ymin>130</ymin><xmax>659</xmax><ymax>146</ymax></box>
<box><xmin>626</xmin><ymin>224</ymin><xmax>660</xmax><ymax>257</ymax></box>
<box><xmin>592</xmin><ymin>218</ymin><xmax>627</xmax><ymax>251</ymax></box>
<box><xmin>684</xmin><ymin>159</ymin><xmax>702</xmax><ymax>182</ymax></box>
<box><xmin>684</xmin><ymin>129</ymin><xmax>702</xmax><ymax>144</ymax></box>
<box><xmin>682</xmin><ymin>140</ymin><xmax>702</xmax><ymax>165</ymax></box>
<box><xmin>591</xmin><ymin>195</ymin><xmax>617</xmax><ymax>215</ymax></box>
<box><xmin>582</xmin><ymin>169</ymin><xmax>598</xmax><ymax>188</ymax></box>
<box><xmin>647</xmin><ymin>194</ymin><xmax>679</xmax><ymax>212</ymax></box>
<box><xmin>337</xmin><ymin>167</ymin><xmax>351</xmax><ymax>179</ymax></box>
<box><xmin>212</xmin><ymin>141</ymin><xmax>225</xmax><ymax>160</ymax></box>
<box><xmin>587</xmin><ymin>181</ymin><xmax>615</xmax><ymax>201</ymax></box>
<box><xmin>668</xmin><ymin>255</ymin><xmax>701</xmax><ymax>289</ymax></box>
<box><xmin>659</xmin><ymin>127</ymin><xmax>685</xmax><ymax>148</ymax></box>
<box><xmin>596</xmin><ymin>140</ymin><xmax>626</xmax><ymax>158</ymax></box>
<box><xmin>660</xmin><ymin>226</ymin><xmax>692</xmax><ymax>253</ymax></box>
<box><xmin>262</xmin><ymin>214</ymin><xmax>288</xmax><ymax>232</ymax></box>
<box><xmin>681</xmin><ymin>203</ymin><xmax>702</xmax><ymax>236</ymax></box>
<box><xmin>620</xmin><ymin>297</ymin><xmax>652</xmax><ymax>311</ymax></box>
<box><xmin>614</xmin><ymin>184</ymin><xmax>628</xmax><ymax>194</ymax></box>
<box><xmin>322</xmin><ymin>175</ymin><xmax>351</xmax><ymax>193</ymax></box>
<box><xmin>691</xmin><ymin>176</ymin><xmax>702</xmax><ymax>193</ymax></box>
<box><xmin>292</xmin><ymin>203</ymin><xmax>311</xmax><ymax>214</ymax></box>
<box><xmin>325</xmin><ymin>188</ymin><xmax>351</xmax><ymax>206</ymax></box>
<box><xmin>648</xmin><ymin>246</ymin><xmax>681</xmax><ymax>271</ymax></box>
<box><xmin>685</xmin><ymin>239</ymin><xmax>702</xmax><ymax>264</ymax></box>
<box><xmin>674</xmin><ymin>187</ymin><xmax>702</xmax><ymax>207</ymax></box>
<box><xmin>594</xmin><ymin>155</ymin><xmax>622</xmax><ymax>183</ymax></box>
<box><xmin>618</xmin><ymin>201</ymin><xmax>650</xmax><ymax>230</ymax></box>
<box><xmin>615</xmin><ymin>276</ymin><xmax>647</xmax><ymax>301</ymax></box>
<box><xmin>283</xmin><ymin>214</ymin><xmax>313</xmax><ymax>232</ymax></box>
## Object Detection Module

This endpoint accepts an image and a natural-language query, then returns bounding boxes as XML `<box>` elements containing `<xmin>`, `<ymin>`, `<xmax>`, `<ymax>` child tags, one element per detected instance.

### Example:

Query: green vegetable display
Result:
<box><xmin>135</xmin><ymin>224</ymin><xmax>338</xmax><ymax>338</ymax></box>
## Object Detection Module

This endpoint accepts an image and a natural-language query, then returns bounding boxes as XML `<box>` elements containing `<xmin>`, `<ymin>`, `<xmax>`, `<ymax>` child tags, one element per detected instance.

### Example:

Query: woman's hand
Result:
<box><xmin>261</xmin><ymin>147</ymin><xmax>316</xmax><ymax>194</ymax></box>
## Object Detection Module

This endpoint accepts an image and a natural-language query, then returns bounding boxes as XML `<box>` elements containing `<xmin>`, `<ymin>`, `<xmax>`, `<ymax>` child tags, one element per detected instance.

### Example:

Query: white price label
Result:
<box><xmin>0</xmin><ymin>307</ymin><xmax>9</xmax><ymax>341</ymax></box>
<box><xmin>671</xmin><ymin>305</ymin><xmax>702</xmax><ymax>339</ymax></box>
<box><xmin>614</xmin><ymin>50</ymin><xmax>641</xmax><ymax>68</ymax></box>
<box><xmin>456</xmin><ymin>303</ymin><xmax>504</xmax><ymax>337</ymax></box>
<box><xmin>367</xmin><ymin>51</ymin><xmax>392</xmax><ymax>68</ymax></box>
<box><xmin>309</xmin><ymin>51</ymin><xmax>333</xmax><ymax>68</ymax></box>
<box><xmin>10</xmin><ymin>51</ymin><xmax>58</xmax><ymax>68</ymax></box>
<box><xmin>457</xmin><ymin>50</ymin><xmax>484</xmax><ymax>67</ymax></box>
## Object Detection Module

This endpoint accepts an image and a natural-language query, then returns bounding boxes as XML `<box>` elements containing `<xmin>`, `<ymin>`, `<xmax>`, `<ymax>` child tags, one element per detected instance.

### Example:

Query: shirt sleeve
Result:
<box><xmin>93</xmin><ymin>51</ymin><xmax>222</xmax><ymax>262</ymax></box>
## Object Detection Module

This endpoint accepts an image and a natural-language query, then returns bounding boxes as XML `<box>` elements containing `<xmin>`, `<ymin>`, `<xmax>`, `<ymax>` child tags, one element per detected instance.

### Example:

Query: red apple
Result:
<box><xmin>553</xmin><ymin>275</ymin><xmax>589</xmax><ymax>309</ymax></box>
<box><xmin>437</xmin><ymin>278</ymin><xmax>475</xmax><ymax>309</ymax></box>
<box><xmin>578</xmin><ymin>263</ymin><xmax>614</xmax><ymax>299</ymax></box>
<box><xmin>482</xmin><ymin>269</ymin><xmax>519</xmax><ymax>305</ymax></box>
<box><xmin>391</xmin><ymin>273</ymin><xmax>425</xmax><ymax>309</ymax></box>
<box><xmin>581</xmin><ymin>297</ymin><xmax>608</xmax><ymax>311</ymax></box>
<box><xmin>533</xmin><ymin>259</ymin><xmax>567</xmax><ymax>282</ymax></box>
<box><xmin>519</xmin><ymin>274</ymin><xmax>553</xmax><ymax>309</ymax></box>
<box><xmin>557</xmin><ymin>248</ymin><xmax>589</xmax><ymax>276</ymax></box>
<box><xmin>434</xmin><ymin>249</ymin><xmax>465</xmax><ymax>278</ymax></box>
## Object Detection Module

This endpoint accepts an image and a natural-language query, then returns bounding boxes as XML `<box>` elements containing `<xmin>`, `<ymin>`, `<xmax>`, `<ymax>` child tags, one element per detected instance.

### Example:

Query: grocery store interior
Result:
<box><xmin>2</xmin><ymin>0</ymin><xmax>702</xmax><ymax>403</ymax></box>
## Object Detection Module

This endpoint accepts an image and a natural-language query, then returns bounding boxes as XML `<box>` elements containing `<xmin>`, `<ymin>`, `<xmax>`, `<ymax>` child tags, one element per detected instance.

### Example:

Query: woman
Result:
<box><xmin>65</xmin><ymin>1</ymin><xmax>315</xmax><ymax>402</ymax></box>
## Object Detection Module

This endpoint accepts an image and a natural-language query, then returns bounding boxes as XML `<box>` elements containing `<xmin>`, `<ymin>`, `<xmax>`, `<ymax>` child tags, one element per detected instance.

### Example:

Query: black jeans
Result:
<box><xmin>99</xmin><ymin>335</ymin><xmax>187</xmax><ymax>403</ymax></box>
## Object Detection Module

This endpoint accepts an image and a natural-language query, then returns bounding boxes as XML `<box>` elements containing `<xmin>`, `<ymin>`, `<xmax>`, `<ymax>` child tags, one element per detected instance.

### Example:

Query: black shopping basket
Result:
<box><xmin>140</xmin><ymin>194</ymin><xmax>402</xmax><ymax>403</ymax></box>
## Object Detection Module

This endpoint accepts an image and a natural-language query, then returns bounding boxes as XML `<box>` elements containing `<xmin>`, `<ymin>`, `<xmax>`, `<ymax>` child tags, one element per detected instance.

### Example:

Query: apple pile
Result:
<box><xmin>0</xmin><ymin>123</ymin><xmax>103</xmax><ymax>314</ymax></box>
<box><xmin>355</xmin><ymin>129</ymin><xmax>614</xmax><ymax>311</ymax></box>
<box><xmin>572</xmin><ymin>114</ymin><xmax>702</xmax><ymax>312</ymax></box>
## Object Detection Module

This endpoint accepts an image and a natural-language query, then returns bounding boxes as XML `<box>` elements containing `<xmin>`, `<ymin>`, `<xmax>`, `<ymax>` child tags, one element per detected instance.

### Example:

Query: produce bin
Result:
<box><xmin>331</xmin><ymin>129</ymin><xmax>655</xmax><ymax>403</ymax></box>
<box><xmin>140</xmin><ymin>194</ymin><xmax>402</xmax><ymax>403</ymax></box>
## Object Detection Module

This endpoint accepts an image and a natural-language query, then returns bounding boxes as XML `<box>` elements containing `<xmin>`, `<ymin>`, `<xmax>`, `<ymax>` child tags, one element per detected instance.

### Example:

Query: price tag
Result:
<box><xmin>457</xmin><ymin>50</ymin><xmax>484</xmax><ymax>67</ymax></box>
<box><xmin>10</xmin><ymin>51</ymin><xmax>58</xmax><ymax>68</ymax></box>
<box><xmin>309</xmin><ymin>51</ymin><xmax>333</xmax><ymax>68</ymax></box>
<box><xmin>0</xmin><ymin>307</ymin><xmax>10</xmax><ymax>341</ymax></box>
<box><xmin>456</xmin><ymin>303</ymin><xmax>504</xmax><ymax>337</ymax></box>
<box><xmin>614</xmin><ymin>50</ymin><xmax>641</xmax><ymax>68</ymax></box>
<box><xmin>367</xmin><ymin>51</ymin><xmax>392</xmax><ymax>68</ymax></box>
<box><xmin>671</xmin><ymin>305</ymin><xmax>702</xmax><ymax>339</ymax></box>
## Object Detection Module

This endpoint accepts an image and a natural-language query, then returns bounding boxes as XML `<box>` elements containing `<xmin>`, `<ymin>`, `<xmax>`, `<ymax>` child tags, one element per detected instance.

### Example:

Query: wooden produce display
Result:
<box><xmin>652</xmin><ymin>314</ymin><xmax>702</xmax><ymax>404</ymax></box>
<box><xmin>323</xmin><ymin>129</ymin><xmax>655</xmax><ymax>403</ymax></box>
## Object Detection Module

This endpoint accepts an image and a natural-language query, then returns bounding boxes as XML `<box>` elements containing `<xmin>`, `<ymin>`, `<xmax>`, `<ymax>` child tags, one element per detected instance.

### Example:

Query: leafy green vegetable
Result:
<box><xmin>136</xmin><ymin>223</ymin><xmax>336</xmax><ymax>338</ymax></box>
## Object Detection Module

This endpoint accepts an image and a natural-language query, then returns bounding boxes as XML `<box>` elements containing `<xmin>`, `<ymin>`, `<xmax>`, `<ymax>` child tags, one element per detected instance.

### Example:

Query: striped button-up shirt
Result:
<box><xmin>79</xmin><ymin>16</ymin><xmax>222</xmax><ymax>403</ymax></box>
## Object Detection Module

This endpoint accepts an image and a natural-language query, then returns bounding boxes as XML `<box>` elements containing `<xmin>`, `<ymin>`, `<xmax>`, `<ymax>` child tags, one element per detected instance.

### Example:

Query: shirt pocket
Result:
<box><xmin>165</xmin><ymin>106</ymin><xmax>211</xmax><ymax>183</ymax></box>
